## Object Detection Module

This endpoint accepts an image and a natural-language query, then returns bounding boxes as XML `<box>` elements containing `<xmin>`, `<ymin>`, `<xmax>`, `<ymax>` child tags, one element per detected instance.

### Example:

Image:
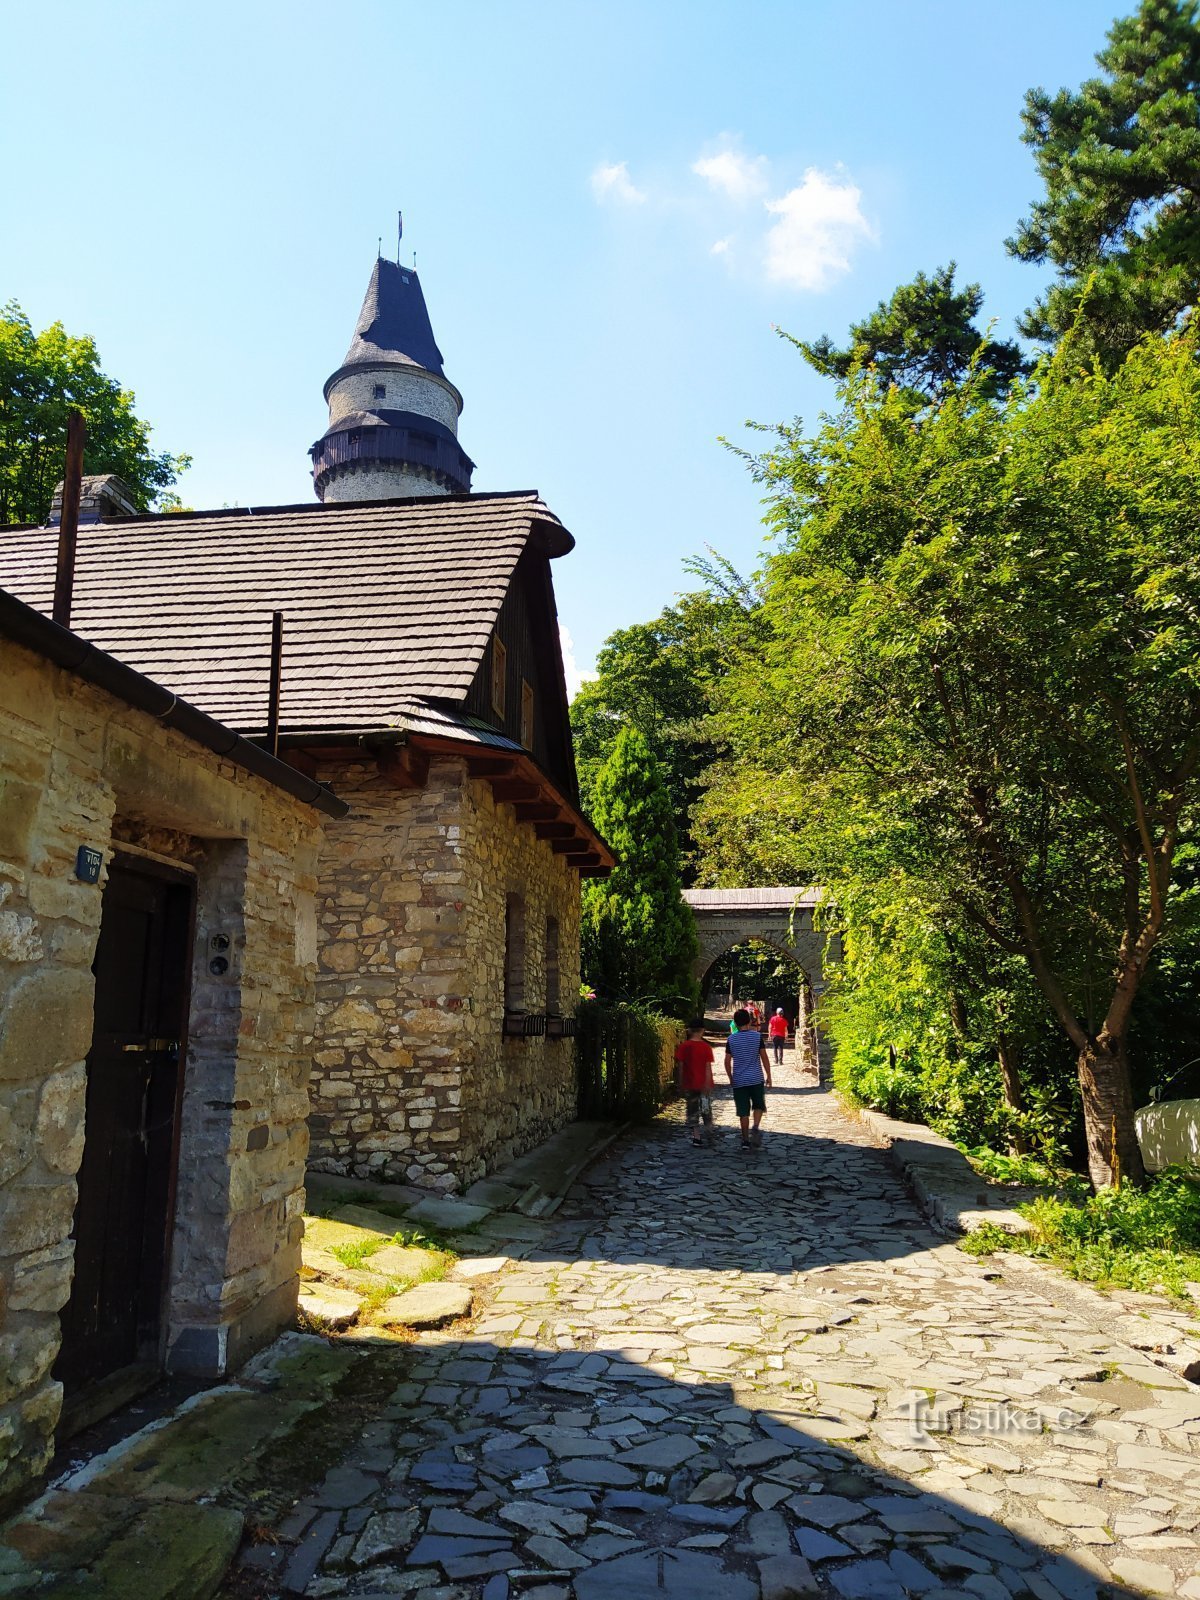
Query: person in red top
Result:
<box><xmin>674</xmin><ymin>1018</ymin><xmax>716</xmax><ymax>1148</ymax></box>
<box><xmin>767</xmin><ymin>1006</ymin><xmax>789</xmax><ymax>1066</ymax></box>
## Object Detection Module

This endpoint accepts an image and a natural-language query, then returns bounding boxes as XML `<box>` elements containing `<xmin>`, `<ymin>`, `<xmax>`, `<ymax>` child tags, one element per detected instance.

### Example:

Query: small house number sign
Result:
<box><xmin>74</xmin><ymin>846</ymin><xmax>103</xmax><ymax>884</ymax></box>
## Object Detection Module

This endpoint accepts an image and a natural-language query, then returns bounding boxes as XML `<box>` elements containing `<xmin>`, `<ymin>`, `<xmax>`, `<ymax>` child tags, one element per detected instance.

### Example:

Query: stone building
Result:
<box><xmin>0</xmin><ymin>586</ymin><xmax>345</xmax><ymax>1503</ymax></box>
<box><xmin>1</xmin><ymin>256</ymin><xmax>611</xmax><ymax>1200</ymax></box>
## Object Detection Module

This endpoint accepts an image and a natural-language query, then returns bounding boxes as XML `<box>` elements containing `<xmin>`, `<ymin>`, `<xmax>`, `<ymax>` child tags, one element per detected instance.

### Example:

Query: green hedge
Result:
<box><xmin>575</xmin><ymin>1001</ymin><xmax>683</xmax><ymax>1122</ymax></box>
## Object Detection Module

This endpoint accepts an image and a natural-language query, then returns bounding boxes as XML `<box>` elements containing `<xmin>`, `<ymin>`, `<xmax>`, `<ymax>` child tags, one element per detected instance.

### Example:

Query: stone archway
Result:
<box><xmin>682</xmin><ymin>888</ymin><xmax>838</xmax><ymax>1081</ymax></box>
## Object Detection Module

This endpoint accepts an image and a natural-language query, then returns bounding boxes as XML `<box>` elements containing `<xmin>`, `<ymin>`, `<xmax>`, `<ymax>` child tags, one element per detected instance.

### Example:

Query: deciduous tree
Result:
<box><xmin>713</xmin><ymin>323</ymin><xmax>1200</xmax><ymax>1188</ymax></box>
<box><xmin>0</xmin><ymin>301</ymin><xmax>188</xmax><ymax>525</ymax></box>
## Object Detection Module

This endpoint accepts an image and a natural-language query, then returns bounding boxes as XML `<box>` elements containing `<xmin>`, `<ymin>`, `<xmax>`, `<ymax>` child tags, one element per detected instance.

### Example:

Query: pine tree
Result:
<box><xmin>1008</xmin><ymin>0</ymin><xmax>1200</xmax><ymax>366</ymax></box>
<box><xmin>581</xmin><ymin>726</ymin><xmax>699</xmax><ymax>1015</ymax></box>
<box><xmin>798</xmin><ymin>264</ymin><xmax>1027</xmax><ymax>404</ymax></box>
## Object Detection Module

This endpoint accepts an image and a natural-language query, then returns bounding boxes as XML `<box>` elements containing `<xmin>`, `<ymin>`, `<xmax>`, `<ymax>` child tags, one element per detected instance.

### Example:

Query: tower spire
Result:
<box><xmin>310</xmin><ymin>255</ymin><xmax>474</xmax><ymax>503</ymax></box>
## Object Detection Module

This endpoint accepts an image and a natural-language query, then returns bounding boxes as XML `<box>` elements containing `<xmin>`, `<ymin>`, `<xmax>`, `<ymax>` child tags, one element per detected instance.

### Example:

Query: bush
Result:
<box><xmin>964</xmin><ymin>1166</ymin><xmax>1200</xmax><ymax>1303</ymax></box>
<box><xmin>575</xmin><ymin>1000</ymin><xmax>683</xmax><ymax>1122</ymax></box>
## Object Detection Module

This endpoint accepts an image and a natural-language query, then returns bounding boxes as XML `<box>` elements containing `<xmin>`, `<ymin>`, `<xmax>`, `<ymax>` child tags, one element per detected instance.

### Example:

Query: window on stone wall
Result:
<box><xmin>373</xmin><ymin>383</ymin><xmax>386</xmax><ymax>400</ymax></box>
<box><xmin>520</xmin><ymin>679</ymin><xmax>534</xmax><ymax>750</ymax></box>
<box><xmin>491</xmin><ymin>636</ymin><xmax>507</xmax><ymax>721</ymax></box>
<box><xmin>505</xmin><ymin>892</ymin><xmax>526</xmax><ymax>1014</ymax></box>
<box><xmin>545</xmin><ymin>916</ymin><xmax>560</xmax><ymax>1014</ymax></box>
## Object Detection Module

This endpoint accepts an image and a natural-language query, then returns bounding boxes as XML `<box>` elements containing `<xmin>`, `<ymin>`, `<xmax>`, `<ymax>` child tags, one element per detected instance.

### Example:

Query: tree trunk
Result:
<box><xmin>996</xmin><ymin>1031</ymin><xmax>1027</xmax><ymax>1155</ymax></box>
<box><xmin>1077</xmin><ymin>1035</ymin><xmax>1146</xmax><ymax>1189</ymax></box>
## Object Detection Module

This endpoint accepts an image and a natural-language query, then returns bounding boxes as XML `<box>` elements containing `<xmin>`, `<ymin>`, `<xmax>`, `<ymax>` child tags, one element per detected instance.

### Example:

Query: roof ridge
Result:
<box><xmin>24</xmin><ymin>487</ymin><xmax>549</xmax><ymax>529</ymax></box>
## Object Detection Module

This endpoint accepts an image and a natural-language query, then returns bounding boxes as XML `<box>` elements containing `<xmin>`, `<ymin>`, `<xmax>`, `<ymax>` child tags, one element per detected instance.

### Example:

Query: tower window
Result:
<box><xmin>491</xmin><ymin>636</ymin><xmax>507</xmax><ymax>720</ymax></box>
<box><xmin>373</xmin><ymin>383</ymin><xmax>386</xmax><ymax>400</ymax></box>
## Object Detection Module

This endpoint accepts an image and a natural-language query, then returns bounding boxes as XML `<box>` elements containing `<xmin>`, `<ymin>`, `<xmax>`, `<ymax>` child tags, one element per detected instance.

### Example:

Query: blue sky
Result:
<box><xmin>4</xmin><ymin>0</ymin><xmax>1120</xmax><ymax>685</ymax></box>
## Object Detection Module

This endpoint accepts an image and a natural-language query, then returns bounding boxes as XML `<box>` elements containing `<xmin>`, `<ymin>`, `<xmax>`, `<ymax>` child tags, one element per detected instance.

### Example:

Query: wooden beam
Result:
<box><xmin>492</xmin><ymin>779</ymin><xmax>542</xmax><ymax>804</ymax></box>
<box><xmin>513</xmin><ymin>801</ymin><xmax>562</xmax><ymax>823</ymax></box>
<box><xmin>465</xmin><ymin>755</ymin><xmax>518</xmax><ymax>778</ymax></box>
<box><xmin>378</xmin><ymin>745</ymin><xmax>430</xmax><ymax>791</ymax></box>
<box><xmin>552</xmin><ymin>837</ymin><xmax>592</xmax><ymax>855</ymax></box>
<box><xmin>280</xmin><ymin>748</ymin><xmax>318</xmax><ymax>780</ymax></box>
<box><xmin>535</xmin><ymin>822</ymin><xmax>577</xmax><ymax>840</ymax></box>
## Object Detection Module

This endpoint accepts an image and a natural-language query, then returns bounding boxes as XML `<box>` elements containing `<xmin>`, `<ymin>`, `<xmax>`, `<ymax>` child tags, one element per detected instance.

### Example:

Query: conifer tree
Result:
<box><xmin>1008</xmin><ymin>0</ymin><xmax>1200</xmax><ymax>366</ymax></box>
<box><xmin>581</xmin><ymin>726</ymin><xmax>699</xmax><ymax>1015</ymax></box>
<box><xmin>798</xmin><ymin>264</ymin><xmax>1026</xmax><ymax>404</ymax></box>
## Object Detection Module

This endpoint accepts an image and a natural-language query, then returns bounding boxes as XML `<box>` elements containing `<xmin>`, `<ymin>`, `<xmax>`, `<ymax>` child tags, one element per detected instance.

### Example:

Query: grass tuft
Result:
<box><xmin>957</xmin><ymin>1165</ymin><xmax>1200</xmax><ymax>1306</ymax></box>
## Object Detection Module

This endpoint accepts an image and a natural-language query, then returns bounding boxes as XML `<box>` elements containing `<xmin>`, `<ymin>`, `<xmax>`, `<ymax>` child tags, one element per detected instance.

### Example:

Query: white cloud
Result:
<box><xmin>590</xmin><ymin>161</ymin><xmax>646</xmax><ymax>206</ymax></box>
<box><xmin>692</xmin><ymin>147</ymin><xmax>768</xmax><ymax>202</ymax></box>
<box><xmin>710</xmin><ymin>236</ymin><xmax>733</xmax><ymax>256</ymax></box>
<box><xmin>560</xmin><ymin>624</ymin><xmax>594</xmax><ymax>701</ymax></box>
<box><xmin>763</xmin><ymin>168</ymin><xmax>874</xmax><ymax>291</ymax></box>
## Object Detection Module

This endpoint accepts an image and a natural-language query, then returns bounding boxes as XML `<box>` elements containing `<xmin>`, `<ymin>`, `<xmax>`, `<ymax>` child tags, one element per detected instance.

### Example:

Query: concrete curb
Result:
<box><xmin>838</xmin><ymin>1095</ymin><xmax>1033</xmax><ymax>1236</ymax></box>
<box><xmin>483</xmin><ymin>1120</ymin><xmax>631</xmax><ymax>1218</ymax></box>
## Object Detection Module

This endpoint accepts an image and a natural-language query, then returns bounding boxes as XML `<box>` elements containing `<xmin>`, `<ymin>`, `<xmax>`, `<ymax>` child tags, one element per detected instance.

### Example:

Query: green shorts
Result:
<box><xmin>733</xmin><ymin>1083</ymin><xmax>766</xmax><ymax>1117</ymax></box>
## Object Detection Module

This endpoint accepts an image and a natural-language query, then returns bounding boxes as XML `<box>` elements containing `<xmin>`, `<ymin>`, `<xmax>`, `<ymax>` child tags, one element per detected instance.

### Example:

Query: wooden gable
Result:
<box><xmin>462</xmin><ymin>546</ymin><xmax>578</xmax><ymax>801</ymax></box>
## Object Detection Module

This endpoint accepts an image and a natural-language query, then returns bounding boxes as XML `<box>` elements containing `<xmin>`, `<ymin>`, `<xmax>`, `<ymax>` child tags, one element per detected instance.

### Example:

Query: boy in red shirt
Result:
<box><xmin>674</xmin><ymin>1018</ymin><xmax>716</xmax><ymax>1148</ymax></box>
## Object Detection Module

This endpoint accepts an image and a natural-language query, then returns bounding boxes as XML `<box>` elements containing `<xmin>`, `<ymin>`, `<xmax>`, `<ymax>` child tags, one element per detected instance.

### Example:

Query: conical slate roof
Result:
<box><xmin>339</xmin><ymin>257</ymin><xmax>445</xmax><ymax>376</ymax></box>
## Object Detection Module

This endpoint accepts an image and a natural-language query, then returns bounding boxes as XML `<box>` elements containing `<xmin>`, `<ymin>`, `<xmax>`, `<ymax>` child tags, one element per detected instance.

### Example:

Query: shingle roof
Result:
<box><xmin>334</xmin><ymin>258</ymin><xmax>446</xmax><ymax>381</ymax></box>
<box><xmin>0</xmin><ymin>491</ymin><xmax>571</xmax><ymax>738</ymax></box>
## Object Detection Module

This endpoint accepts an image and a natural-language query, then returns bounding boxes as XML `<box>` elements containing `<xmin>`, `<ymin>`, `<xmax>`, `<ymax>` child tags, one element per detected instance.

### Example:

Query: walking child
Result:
<box><xmin>724</xmin><ymin>1007</ymin><xmax>771</xmax><ymax>1151</ymax></box>
<box><xmin>674</xmin><ymin>1019</ymin><xmax>716</xmax><ymax>1148</ymax></box>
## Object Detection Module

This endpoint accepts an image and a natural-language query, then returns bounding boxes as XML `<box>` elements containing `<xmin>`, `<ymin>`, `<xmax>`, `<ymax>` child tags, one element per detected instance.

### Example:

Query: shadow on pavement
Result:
<box><xmin>220</xmin><ymin>1331</ymin><xmax>1145</xmax><ymax>1600</ymax></box>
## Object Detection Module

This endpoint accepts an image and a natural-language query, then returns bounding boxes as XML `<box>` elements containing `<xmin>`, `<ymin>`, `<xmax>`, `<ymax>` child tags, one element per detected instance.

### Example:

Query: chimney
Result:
<box><xmin>48</xmin><ymin>474</ymin><xmax>140</xmax><ymax>527</ymax></box>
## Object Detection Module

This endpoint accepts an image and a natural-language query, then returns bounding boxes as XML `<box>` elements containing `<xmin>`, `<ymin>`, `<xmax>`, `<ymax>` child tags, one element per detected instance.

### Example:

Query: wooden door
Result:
<box><xmin>55</xmin><ymin>856</ymin><xmax>193</xmax><ymax>1395</ymax></box>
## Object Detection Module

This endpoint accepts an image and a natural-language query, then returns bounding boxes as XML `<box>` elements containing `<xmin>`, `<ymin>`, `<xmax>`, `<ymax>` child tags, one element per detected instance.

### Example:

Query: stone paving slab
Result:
<box><xmin>226</xmin><ymin>1065</ymin><xmax>1200</xmax><ymax>1599</ymax></box>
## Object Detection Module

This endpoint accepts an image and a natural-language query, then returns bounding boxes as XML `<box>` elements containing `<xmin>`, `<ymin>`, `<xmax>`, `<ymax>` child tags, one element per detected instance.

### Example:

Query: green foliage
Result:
<box><xmin>581</xmin><ymin>726</ymin><xmax>699</xmax><ymax>1014</ymax></box>
<box><xmin>0</xmin><ymin>301</ymin><xmax>189</xmax><ymax>525</ymax></box>
<box><xmin>575</xmin><ymin>999</ymin><xmax>684</xmax><ymax>1121</ymax></box>
<box><xmin>1008</xmin><ymin>0</ymin><xmax>1200</xmax><ymax>366</ymax></box>
<box><xmin>966</xmin><ymin>1167</ymin><xmax>1200</xmax><ymax>1303</ymax></box>
<box><xmin>704</xmin><ymin>940</ymin><xmax>799</xmax><ymax>1010</ymax></box>
<box><xmin>963</xmin><ymin>1146</ymin><xmax>1088</xmax><ymax>1194</ymax></box>
<box><xmin>329</xmin><ymin>1238</ymin><xmax>381</xmax><ymax>1269</ymax></box>
<box><xmin>571</xmin><ymin>588</ymin><xmax>751</xmax><ymax>877</ymax></box>
<box><xmin>705</xmin><ymin>319</ymin><xmax>1200</xmax><ymax>1186</ymax></box>
<box><xmin>797</xmin><ymin>264</ymin><xmax>1027</xmax><ymax>404</ymax></box>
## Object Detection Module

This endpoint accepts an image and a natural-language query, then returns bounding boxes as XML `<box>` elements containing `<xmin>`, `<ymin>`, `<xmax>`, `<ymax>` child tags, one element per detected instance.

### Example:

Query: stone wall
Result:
<box><xmin>326</xmin><ymin>365</ymin><xmax>462</xmax><ymax>433</ymax></box>
<box><xmin>0</xmin><ymin>637</ymin><xmax>322</xmax><ymax>1505</ymax></box>
<box><xmin>320</xmin><ymin>462</ymin><xmax>449</xmax><ymax>502</ymax></box>
<box><xmin>309</xmin><ymin>755</ymin><xmax>581</xmax><ymax>1190</ymax></box>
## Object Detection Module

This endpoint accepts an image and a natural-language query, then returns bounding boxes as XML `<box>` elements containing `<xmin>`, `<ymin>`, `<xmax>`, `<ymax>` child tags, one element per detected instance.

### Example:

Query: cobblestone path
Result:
<box><xmin>263</xmin><ymin>1056</ymin><xmax>1200</xmax><ymax>1600</ymax></box>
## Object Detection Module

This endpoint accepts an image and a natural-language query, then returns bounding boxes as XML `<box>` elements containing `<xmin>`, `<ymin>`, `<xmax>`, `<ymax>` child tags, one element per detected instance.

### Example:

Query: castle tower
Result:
<box><xmin>311</xmin><ymin>257</ymin><xmax>474</xmax><ymax>502</ymax></box>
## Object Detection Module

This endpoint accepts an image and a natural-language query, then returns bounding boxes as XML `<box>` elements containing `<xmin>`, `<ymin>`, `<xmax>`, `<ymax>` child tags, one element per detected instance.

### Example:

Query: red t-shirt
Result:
<box><xmin>768</xmin><ymin>1014</ymin><xmax>788</xmax><ymax>1038</ymax></box>
<box><xmin>675</xmin><ymin>1037</ymin><xmax>715</xmax><ymax>1091</ymax></box>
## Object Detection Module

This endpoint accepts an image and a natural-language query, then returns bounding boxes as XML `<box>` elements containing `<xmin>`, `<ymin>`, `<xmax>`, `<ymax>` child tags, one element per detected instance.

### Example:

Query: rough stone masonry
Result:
<box><xmin>308</xmin><ymin>755</ymin><xmax>581</xmax><ymax>1192</ymax></box>
<box><xmin>0</xmin><ymin>633</ymin><xmax>325</xmax><ymax>1504</ymax></box>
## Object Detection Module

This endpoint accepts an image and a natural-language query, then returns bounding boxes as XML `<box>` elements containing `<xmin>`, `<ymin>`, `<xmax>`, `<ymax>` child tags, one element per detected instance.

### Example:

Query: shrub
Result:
<box><xmin>963</xmin><ymin>1166</ymin><xmax>1200</xmax><ymax>1303</ymax></box>
<box><xmin>576</xmin><ymin>1000</ymin><xmax>683</xmax><ymax>1122</ymax></box>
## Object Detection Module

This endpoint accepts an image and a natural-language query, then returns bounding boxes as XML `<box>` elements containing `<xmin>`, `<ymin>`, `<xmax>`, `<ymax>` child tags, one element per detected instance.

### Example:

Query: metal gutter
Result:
<box><xmin>0</xmin><ymin>588</ymin><xmax>348</xmax><ymax>818</ymax></box>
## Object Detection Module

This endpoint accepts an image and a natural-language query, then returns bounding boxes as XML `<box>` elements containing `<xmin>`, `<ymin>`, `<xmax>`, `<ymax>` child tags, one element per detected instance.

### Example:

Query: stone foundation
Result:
<box><xmin>309</xmin><ymin>756</ymin><xmax>581</xmax><ymax>1190</ymax></box>
<box><xmin>0</xmin><ymin>637</ymin><xmax>323</xmax><ymax>1505</ymax></box>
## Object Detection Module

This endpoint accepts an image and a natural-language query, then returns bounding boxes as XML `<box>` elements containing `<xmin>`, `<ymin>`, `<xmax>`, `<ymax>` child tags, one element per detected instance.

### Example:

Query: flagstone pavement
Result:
<box><xmin>244</xmin><ymin>1053</ymin><xmax>1200</xmax><ymax>1600</ymax></box>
